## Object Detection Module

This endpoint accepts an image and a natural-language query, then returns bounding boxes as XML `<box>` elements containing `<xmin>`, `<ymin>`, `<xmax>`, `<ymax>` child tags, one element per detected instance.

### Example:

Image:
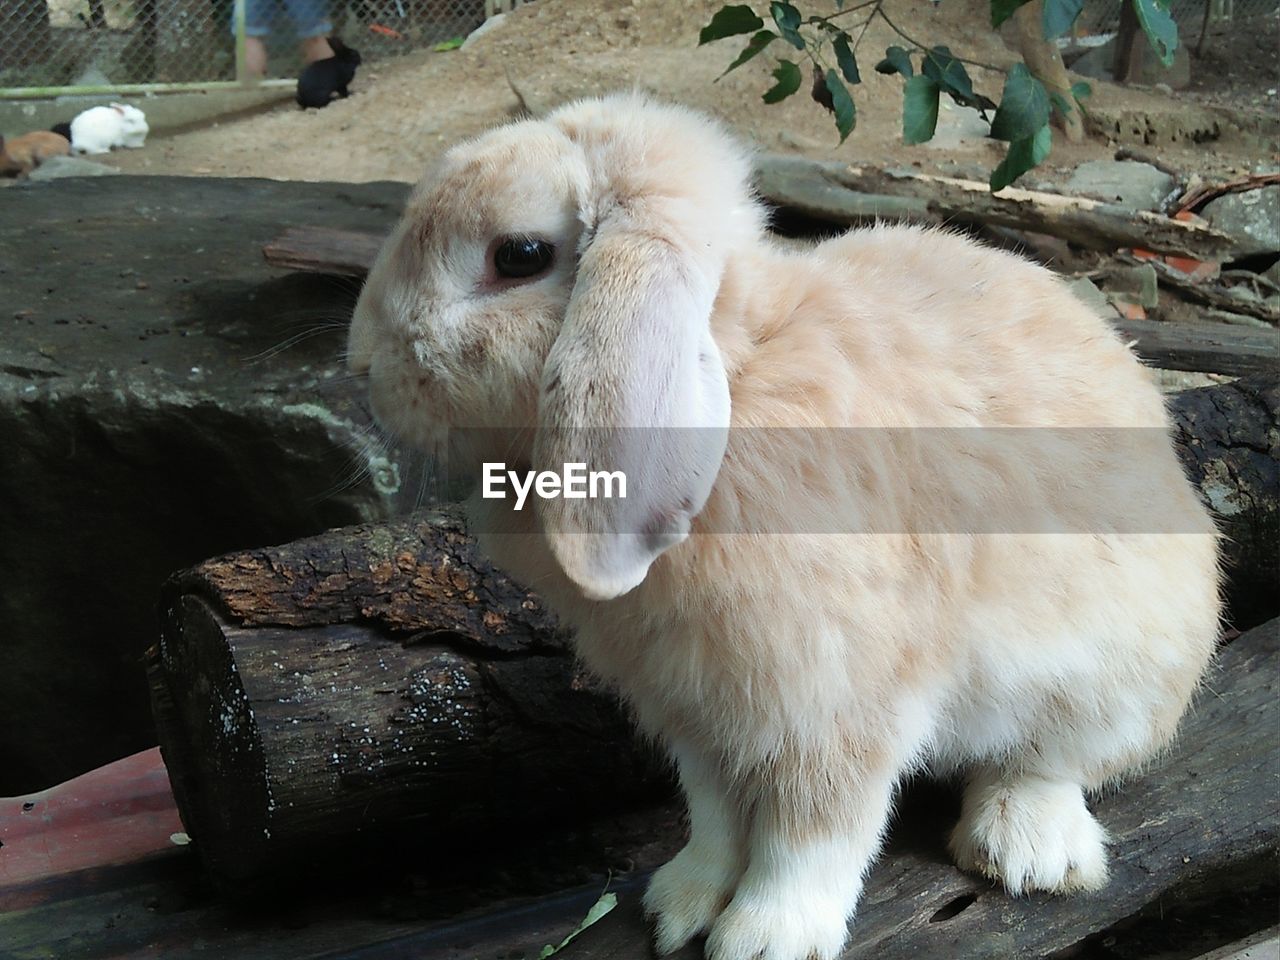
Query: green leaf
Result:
<box><xmin>989</xmin><ymin>63</ymin><xmax>1050</xmax><ymax>141</ymax></box>
<box><xmin>832</xmin><ymin>32</ymin><xmax>861</xmax><ymax>84</ymax></box>
<box><xmin>902</xmin><ymin>75</ymin><xmax>940</xmax><ymax>144</ymax></box>
<box><xmin>922</xmin><ymin>45</ymin><xmax>974</xmax><ymax>101</ymax></box>
<box><xmin>1133</xmin><ymin>0</ymin><xmax>1178</xmax><ymax>67</ymax></box>
<box><xmin>699</xmin><ymin>4</ymin><xmax>766</xmax><ymax>44</ymax></box>
<box><xmin>990</xmin><ymin>123</ymin><xmax>1052</xmax><ymax>191</ymax></box>
<box><xmin>720</xmin><ymin>30</ymin><xmax>778</xmax><ymax>77</ymax></box>
<box><xmin>770</xmin><ymin>1</ymin><xmax>806</xmax><ymax>49</ymax></box>
<box><xmin>1070</xmin><ymin>80</ymin><xmax>1092</xmax><ymax>101</ymax></box>
<box><xmin>874</xmin><ymin>45</ymin><xmax>914</xmax><ymax>77</ymax></box>
<box><xmin>539</xmin><ymin>893</ymin><xmax>618</xmax><ymax>958</ymax></box>
<box><xmin>1042</xmin><ymin>0</ymin><xmax>1084</xmax><ymax>38</ymax></box>
<box><xmin>763</xmin><ymin>59</ymin><xmax>803</xmax><ymax>103</ymax></box>
<box><xmin>990</xmin><ymin>0</ymin><xmax>1032</xmax><ymax>27</ymax></box>
<box><xmin>824</xmin><ymin>69</ymin><xmax>857</xmax><ymax>142</ymax></box>
<box><xmin>432</xmin><ymin>36</ymin><xmax>464</xmax><ymax>51</ymax></box>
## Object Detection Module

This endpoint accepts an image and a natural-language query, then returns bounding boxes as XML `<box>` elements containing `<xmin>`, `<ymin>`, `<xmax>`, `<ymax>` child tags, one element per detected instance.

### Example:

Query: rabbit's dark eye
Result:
<box><xmin>494</xmin><ymin>237</ymin><xmax>554</xmax><ymax>279</ymax></box>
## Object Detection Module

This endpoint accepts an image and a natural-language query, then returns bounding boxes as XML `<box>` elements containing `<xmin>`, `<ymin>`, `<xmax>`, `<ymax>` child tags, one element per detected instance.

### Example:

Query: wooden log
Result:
<box><xmin>557</xmin><ymin>618</ymin><xmax>1280</xmax><ymax>959</ymax></box>
<box><xmin>755</xmin><ymin>154</ymin><xmax>1242</xmax><ymax>260</ymax></box>
<box><xmin>147</xmin><ymin>513</ymin><xmax>669</xmax><ymax>885</ymax></box>
<box><xmin>1113</xmin><ymin>317</ymin><xmax>1279</xmax><ymax>377</ymax></box>
<box><xmin>261</xmin><ymin>225</ymin><xmax>388</xmax><ymax>278</ymax></box>
<box><xmin>149</xmin><ymin>380</ymin><xmax>1279</xmax><ymax>885</ymax></box>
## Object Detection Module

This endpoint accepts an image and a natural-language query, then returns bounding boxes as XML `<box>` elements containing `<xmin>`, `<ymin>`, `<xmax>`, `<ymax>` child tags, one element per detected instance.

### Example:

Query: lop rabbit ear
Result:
<box><xmin>534</xmin><ymin>211</ymin><xmax>731</xmax><ymax>602</ymax></box>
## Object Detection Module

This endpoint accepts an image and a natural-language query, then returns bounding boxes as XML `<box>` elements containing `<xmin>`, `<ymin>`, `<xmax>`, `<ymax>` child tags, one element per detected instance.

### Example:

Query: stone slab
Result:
<box><xmin>0</xmin><ymin>175</ymin><xmax>415</xmax><ymax>793</ymax></box>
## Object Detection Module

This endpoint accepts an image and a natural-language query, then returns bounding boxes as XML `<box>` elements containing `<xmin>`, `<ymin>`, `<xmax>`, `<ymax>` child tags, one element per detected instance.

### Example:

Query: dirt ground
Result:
<box><xmin>97</xmin><ymin>0</ymin><xmax>1279</xmax><ymax>188</ymax></box>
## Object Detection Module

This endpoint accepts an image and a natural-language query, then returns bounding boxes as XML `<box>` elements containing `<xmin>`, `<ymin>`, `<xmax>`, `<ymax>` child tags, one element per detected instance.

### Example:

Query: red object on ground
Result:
<box><xmin>1131</xmin><ymin>212</ymin><xmax>1221</xmax><ymax>282</ymax></box>
<box><xmin>0</xmin><ymin>747</ymin><xmax>184</xmax><ymax>890</ymax></box>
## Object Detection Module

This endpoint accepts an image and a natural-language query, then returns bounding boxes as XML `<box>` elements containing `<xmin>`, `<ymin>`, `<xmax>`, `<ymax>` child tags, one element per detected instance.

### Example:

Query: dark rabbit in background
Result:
<box><xmin>296</xmin><ymin>37</ymin><xmax>362</xmax><ymax>109</ymax></box>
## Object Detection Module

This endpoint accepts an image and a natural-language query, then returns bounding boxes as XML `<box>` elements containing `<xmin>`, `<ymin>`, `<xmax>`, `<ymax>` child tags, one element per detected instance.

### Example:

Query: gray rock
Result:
<box><xmin>1070</xmin><ymin>35</ymin><xmax>1191</xmax><ymax>89</ymax></box>
<box><xmin>0</xmin><ymin>175</ymin><xmax>422</xmax><ymax>793</ymax></box>
<box><xmin>923</xmin><ymin>102</ymin><xmax>991</xmax><ymax>152</ymax></box>
<box><xmin>462</xmin><ymin>11</ymin><xmax>506</xmax><ymax>50</ymax></box>
<box><xmin>26</xmin><ymin>154</ymin><xmax>121</xmax><ymax>180</ymax></box>
<box><xmin>71</xmin><ymin>66</ymin><xmax>113</xmax><ymax>89</ymax></box>
<box><xmin>1066</xmin><ymin>276</ymin><xmax>1119</xmax><ymax>321</ymax></box>
<box><xmin>1069</xmin><ymin>40</ymin><xmax>1116</xmax><ymax>81</ymax></box>
<box><xmin>1064</xmin><ymin>159</ymin><xmax>1176</xmax><ymax>212</ymax></box>
<box><xmin>1202</xmin><ymin>187</ymin><xmax>1280</xmax><ymax>257</ymax></box>
<box><xmin>1105</xmin><ymin>262</ymin><xmax>1160</xmax><ymax>309</ymax></box>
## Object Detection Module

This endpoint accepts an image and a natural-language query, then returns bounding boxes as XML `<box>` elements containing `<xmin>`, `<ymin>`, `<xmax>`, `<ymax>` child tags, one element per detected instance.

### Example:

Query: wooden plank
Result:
<box><xmin>1114</xmin><ymin>317</ymin><xmax>1279</xmax><ymax>377</ymax></box>
<box><xmin>0</xmin><ymin>748</ymin><xmax>183</xmax><ymax>890</ymax></box>
<box><xmin>1191</xmin><ymin>926</ymin><xmax>1280</xmax><ymax>960</ymax></box>
<box><xmin>262</xmin><ymin>226</ymin><xmax>388</xmax><ymax>277</ymax></box>
<box><xmin>555</xmin><ymin>619</ymin><xmax>1280</xmax><ymax>959</ymax></box>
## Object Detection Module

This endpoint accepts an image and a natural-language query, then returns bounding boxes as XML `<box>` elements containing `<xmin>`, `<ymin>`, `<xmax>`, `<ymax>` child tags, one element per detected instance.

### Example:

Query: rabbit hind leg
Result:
<box><xmin>947</xmin><ymin>765</ymin><xmax>1109</xmax><ymax>895</ymax></box>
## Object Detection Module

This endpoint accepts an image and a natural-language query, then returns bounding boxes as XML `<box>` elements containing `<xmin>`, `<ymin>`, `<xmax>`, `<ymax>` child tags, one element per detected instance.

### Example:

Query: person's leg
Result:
<box><xmin>299</xmin><ymin>33</ymin><xmax>334</xmax><ymax>64</ymax></box>
<box><xmin>232</xmin><ymin>0</ymin><xmax>273</xmax><ymax>77</ymax></box>
<box><xmin>285</xmin><ymin>0</ymin><xmax>334</xmax><ymax>63</ymax></box>
<box><xmin>244</xmin><ymin>36</ymin><xmax>268</xmax><ymax>77</ymax></box>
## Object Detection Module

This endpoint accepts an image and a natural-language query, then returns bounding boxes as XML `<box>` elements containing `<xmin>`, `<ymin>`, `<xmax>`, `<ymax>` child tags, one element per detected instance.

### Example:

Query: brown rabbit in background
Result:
<box><xmin>346</xmin><ymin>93</ymin><xmax>1221</xmax><ymax>960</ymax></box>
<box><xmin>1</xmin><ymin>130</ymin><xmax>71</xmax><ymax>177</ymax></box>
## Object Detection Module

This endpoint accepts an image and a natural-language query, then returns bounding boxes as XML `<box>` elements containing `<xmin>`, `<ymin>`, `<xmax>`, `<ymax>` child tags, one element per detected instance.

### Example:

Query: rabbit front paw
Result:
<box><xmin>704</xmin><ymin>888</ymin><xmax>850</xmax><ymax>960</ymax></box>
<box><xmin>644</xmin><ymin>845</ymin><xmax>740</xmax><ymax>955</ymax></box>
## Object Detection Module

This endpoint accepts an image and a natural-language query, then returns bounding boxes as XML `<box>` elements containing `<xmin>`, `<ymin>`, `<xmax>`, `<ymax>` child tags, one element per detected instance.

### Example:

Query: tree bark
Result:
<box><xmin>795</xmin><ymin>158</ymin><xmax>1242</xmax><ymax>260</ymax></box>
<box><xmin>1170</xmin><ymin>376</ymin><xmax>1280</xmax><ymax>630</ymax></box>
<box><xmin>148</xmin><ymin>380</ymin><xmax>1279</xmax><ymax>885</ymax></box>
<box><xmin>1012</xmin><ymin>0</ymin><xmax>1085</xmax><ymax>143</ymax></box>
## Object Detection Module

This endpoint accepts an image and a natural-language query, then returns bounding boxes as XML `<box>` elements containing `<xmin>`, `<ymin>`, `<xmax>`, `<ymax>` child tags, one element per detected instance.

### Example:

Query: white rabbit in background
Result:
<box><xmin>69</xmin><ymin>102</ymin><xmax>149</xmax><ymax>155</ymax></box>
<box><xmin>346</xmin><ymin>93</ymin><xmax>1221</xmax><ymax>960</ymax></box>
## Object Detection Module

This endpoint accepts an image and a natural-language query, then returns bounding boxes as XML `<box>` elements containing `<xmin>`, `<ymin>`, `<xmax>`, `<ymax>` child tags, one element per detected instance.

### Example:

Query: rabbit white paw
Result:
<box><xmin>644</xmin><ymin>845</ymin><xmax>740</xmax><ymax>955</ymax></box>
<box><xmin>949</xmin><ymin>774</ymin><xmax>1109</xmax><ymax>894</ymax></box>
<box><xmin>704</xmin><ymin>888</ymin><xmax>850</xmax><ymax>960</ymax></box>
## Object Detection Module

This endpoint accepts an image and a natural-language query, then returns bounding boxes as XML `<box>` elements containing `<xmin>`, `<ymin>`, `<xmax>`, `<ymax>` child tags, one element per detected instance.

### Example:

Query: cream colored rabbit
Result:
<box><xmin>347</xmin><ymin>93</ymin><xmax>1221</xmax><ymax>960</ymax></box>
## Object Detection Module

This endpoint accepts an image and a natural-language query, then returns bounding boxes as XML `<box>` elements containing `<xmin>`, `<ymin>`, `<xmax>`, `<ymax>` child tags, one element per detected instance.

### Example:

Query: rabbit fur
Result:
<box><xmin>1</xmin><ymin>130</ymin><xmax>71</xmax><ymax>176</ymax></box>
<box><xmin>347</xmin><ymin>93</ymin><xmax>1221</xmax><ymax>960</ymax></box>
<box><xmin>69</xmin><ymin>103</ymin><xmax>148</xmax><ymax>155</ymax></box>
<box><xmin>296</xmin><ymin>37</ymin><xmax>362</xmax><ymax>109</ymax></box>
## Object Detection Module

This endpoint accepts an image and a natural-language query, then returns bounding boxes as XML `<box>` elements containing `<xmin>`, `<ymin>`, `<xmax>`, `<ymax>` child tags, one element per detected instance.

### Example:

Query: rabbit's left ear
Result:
<box><xmin>533</xmin><ymin>211</ymin><xmax>731</xmax><ymax>601</ymax></box>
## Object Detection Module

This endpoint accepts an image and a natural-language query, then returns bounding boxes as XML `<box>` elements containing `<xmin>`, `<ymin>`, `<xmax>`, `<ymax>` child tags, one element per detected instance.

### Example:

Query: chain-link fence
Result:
<box><xmin>1078</xmin><ymin>0</ymin><xmax>1278</xmax><ymax>34</ymax></box>
<box><xmin>1</xmin><ymin>0</ymin><xmax>1273</xmax><ymax>96</ymax></box>
<box><xmin>0</xmin><ymin>0</ymin><xmax>488</xmax><ymax>94</ymax></box>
